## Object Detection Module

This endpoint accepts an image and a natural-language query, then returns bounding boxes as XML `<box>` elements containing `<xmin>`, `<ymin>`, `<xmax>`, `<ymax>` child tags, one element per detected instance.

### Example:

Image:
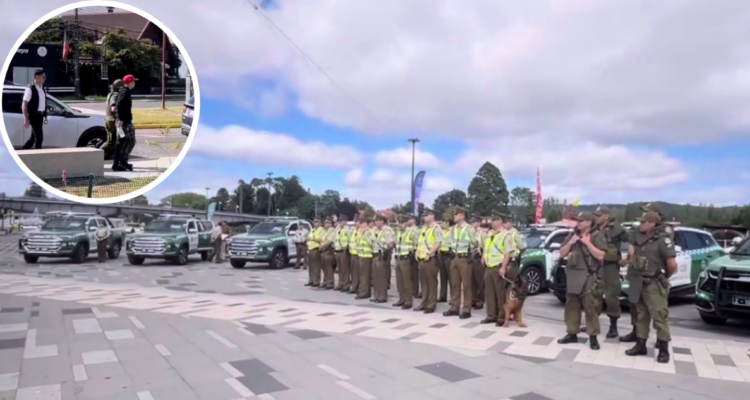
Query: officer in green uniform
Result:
<box><xmin>101</xmin><ymin>79</ymin><xmax>124</xmax><ymax>158</ymax></box>
<box><xmin>443</xmin><ymin>207</ymin><xmax>474</xmax><ymax>319</ymax></box>
<box><xmin>319</xmin><ymin>218</ymin><xmax>336</xmax><ymax>289</ymax></box>
<box><xmin>471</xmin><ymin>217</ymin><xmax>488</xmax><ymax>309</ymax></box>
<box><xmin>348</xmin><ymin>214</ymin><xmax>361</xmax><ymax>294</ymax></box>
<box><xmin>557</xmin><ymin>212</ymin><xmax>608</xmax><ymax>350</ymax></box>
<box><xmin>480</xmin><ymin>212</ymin><xmax>515</xmax><ymax>325</ymax></box>
<box><xmin>372</xmin><ymin>213</ymin><xmax>395</xmax><ymax>303</ymax></box>
<box><xmin>641</xmin><ymin>203</ymin><xmax>674</xmax><ymax>241</ymax></box>
<box><xmin>624</xmin><ymin>212</ymin><xmax>675</xmax><ymax>363</ymax></box>
<box><xmin>333</xmin><ymin>215</ymin><xmax>351</xmax><ymax>291</ymax></box>
<box><xmin>305</xmin><ymin>218</ymin><xmax>324</xmax><ymax>287</ymax></box>
<box><xmin>356</xmin><ymin>217</ymin><xmax>375</xmax><ymax>299</ymax></box>
<box><xmin>394</xmin><ymin>215</ymin><xmax>415</xmax><ymax>309</ymax></box>
<box><xmin>406</xmin><ymin>215</ymin><xmax>421</xmax><ymax>299</ymax></box>
<box><xmin>593</xmin><ymin>207</ymin><xmax>630</xmax><ymax>339</ymax></box>
<box><xmin>438</xmin><ymin>219</ymin><xmax>454</xmax><ymax>303</ymax></box>
<box><xmin>414</xmin><ymin>208</ymin><xmax>443</xmax><ymax>313</ymax></box>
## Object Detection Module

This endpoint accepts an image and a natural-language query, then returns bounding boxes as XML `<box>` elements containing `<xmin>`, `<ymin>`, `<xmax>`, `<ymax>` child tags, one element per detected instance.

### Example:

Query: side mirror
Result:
<box><xmin>89</xmin><ymin>226</ymin><xmax>97</xmax><ymax>231</ymax></box>
<box><xmin>549</xmin><ymin>243</ymin><xmax>561</xmax><ymax>251</ymax></box>
<box><xmin>675</xmin><ymin>245</ymin><xmax>682</xmax><ymax>252</ymax></box>
<box><xmin>187</xmin><ymin>228</ymin><xmax>197</xmax><ymax>234</ymax></box>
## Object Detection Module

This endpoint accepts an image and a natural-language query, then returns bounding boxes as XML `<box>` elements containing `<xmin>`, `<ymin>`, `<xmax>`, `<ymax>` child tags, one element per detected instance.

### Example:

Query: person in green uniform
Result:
<box><xmin>319</xmin><ymin>218</ymin><xmax>336</xmax><ymax>289</ymax></box>
<box><xmin>356</xmin><ymin>217</ymin><xmax>376</xmax><ymax>299</ymax></box>
<box><xmin>409</xmin><ymin>215</ymin><xmax>422</xmax><ymax>299</ymax></box>
<box><xmin>641</xmin><ymin>203</ymin><xmax>674</xmax><ymax>241</ymax></box>
<box><xmin>624</xmin><ymin>212</ymin><xmax>675</xmax><ymax>363</ymax></box>
<box><xmin>481</xmin><ymin>212</ymin><xmax>515</xmax><ymax>325</ymax></box>
<box><xmin>100</xmin><ymin>79</ymin><xmax>123</xmax><ymax>158</ymax></box>
<box><xmin>305</xmin><ymin>218</ymin><xmax>324</xmax><ymax>287</ymax></box>
<box><xmin>556</xmin><ymin>212</ymin><xmax>608</xmax><ymax>350</ymax></box>
<box><xmin>443</xmin><ymin>207</ymin><xmax>474</xmax><ymax>319</ymax></box>
<box><xmin>372</xmin><ymin>214</ymin><xmax>395</xmax><ymax>303</ymax></box>
<box><xmin>471</xmin><ymin>217</ymin><xmax>487</xmax><ymax>309</ymax></box>
<box><xmin>414</xmin><ymin>208</ymin><xmax>443</xmax><ymax>313</ymax></box>
<box><xmin>593</xmin><ymin>207</ymin><xmax>630</xmax><ymax>338</ymax></box>
<box><xmin>348</xmin><ymin>214</ymin><xmax>361</xmax><ymax>294</ymax></box>
<box><xmin>394</xmin><ymin>214</ymin><xmax>415</xmax><ymax>309</ymax></box>
<box><xmin>438</xmin><ymin>218</ymin><xmax>454</xmax><ymax>303</ymax></box>
<box><xmin>333</xmin><ymin>214</ymin><xmax>351</xmax><ymax>291</ymax></box>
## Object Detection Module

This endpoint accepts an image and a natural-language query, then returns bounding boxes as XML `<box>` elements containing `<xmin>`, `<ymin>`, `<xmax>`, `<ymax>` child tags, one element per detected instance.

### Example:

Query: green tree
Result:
<box><xmin>545</xmin><ymin>207</ymin><xmax>563</xmax><ymax>223</ymax></box>
<box><xmin>212</xmin><ymin>188</ymin><xmax>231</xmax><ymax>212</ymax></box>
<box><xmin>319</xmin><ymin>190</ymin><xmax>341</xmax><ymax>218</ymax></box>
<box><xmin>231</xmin><ymin>180</ymin><xmax>255</xmax><ymax>214</ymax></box>
<box><xmin>432</xmin><ymin>189</ymin><xmax>468</xmax><ymax>219</ymax></box>
<box><xmin>102</xmin><ymin>28</ymin><xmax>160</xmax><ymax>76</ymax></box>
<box><xmin>467</xmin><ymin>162</ymin><xmax>509</xmax><ymax>216</ymax></box>
<box><xmin>159</xmin><ymin>192</ymin><xmax>205</xmax><ymax>210</ymax></box>
<box><xmin>132</xmin><ymin>195</ymin><xmax>148</xmax><ymax>205</ymax></box>
<box><xmin>509</xmin><ymin>187</ymin><xmax>536</xmax><ymax>225</ymax></box>
<box><xmin>23</xmin><ymin>183</ymin><xmax>46</xmax><ymax>198</ymax></box>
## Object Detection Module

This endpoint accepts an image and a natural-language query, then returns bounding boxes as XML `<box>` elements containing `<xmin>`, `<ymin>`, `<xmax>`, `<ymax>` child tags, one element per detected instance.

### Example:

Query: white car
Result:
<box><xmin>2</xmin><ymin>85</ymin><xmax>107</xmax><ymax>149</ymax></box>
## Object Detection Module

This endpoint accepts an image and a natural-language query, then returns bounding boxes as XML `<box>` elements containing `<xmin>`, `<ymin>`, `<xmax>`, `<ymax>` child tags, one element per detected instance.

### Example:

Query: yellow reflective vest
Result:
<box><xmin>307</xmin><ymin>227</ymin><xmax>324</xmax><ymax>250</ymax></box>
<box><xmin>483</xmin><ymin>231</ymin><xmax>509</xmax><ymax>268</ymax></box>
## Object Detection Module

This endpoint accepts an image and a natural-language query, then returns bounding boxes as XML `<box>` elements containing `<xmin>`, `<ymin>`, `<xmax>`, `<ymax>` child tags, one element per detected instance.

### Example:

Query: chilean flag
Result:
<box><xmin>62</xmin><ymin>30</ymin><xmax>70</xmax><ymax>63</ymax></box>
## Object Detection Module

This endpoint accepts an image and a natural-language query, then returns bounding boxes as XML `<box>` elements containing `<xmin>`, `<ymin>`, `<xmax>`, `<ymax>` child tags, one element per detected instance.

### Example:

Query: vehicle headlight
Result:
<box><xmin>697</xmin><ymin>270</ymin><xmax>708</xmax><ymax>287</ymax></box>
<box><xmin>256</xmin><ymin>240</ymin><xmax>270</xmax><ymax>245</ymax></box>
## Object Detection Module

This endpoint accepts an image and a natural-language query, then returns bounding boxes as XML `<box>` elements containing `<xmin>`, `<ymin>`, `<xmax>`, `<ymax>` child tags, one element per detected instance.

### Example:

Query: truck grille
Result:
<box><xmin>132</xmin><ymin>237</ymin><xmax>167</xmax><ymax>254</ymax></box>
<box><xmin>228</xmin><ymin>239</ymin><xmax>258</xmax><ymax>257</ymax></box>
<box><xmin>24</xmin><ymin>235</ymin><xmax>62</xmax><ymax>253</ymax></box>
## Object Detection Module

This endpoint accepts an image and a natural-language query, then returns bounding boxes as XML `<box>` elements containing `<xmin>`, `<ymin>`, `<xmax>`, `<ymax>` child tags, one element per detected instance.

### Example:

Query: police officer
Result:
<box><xmin>471</xmin><ymin>217</ymin><xmax>487</xmax><ymax>310</ymax></box>
<box><xmin>348</xmin><ymin>214</ymin><xmax>361</xmax><ymax>294</ymax></box>
<box><xmin>443</xmin><ymin>207</ymin><xmax>474</xmax><ymax>319</ymax></box>
<box><xmin>373</xmin><ymin>214</ymin><xmax>395</xmax><ymax>303</ymax></box>
<box><xmin>481</xmin><ymin>212</ymin><xmax>515</xmax><ymax>325</ymax></box>
<box><xmin>641</xmin><ymin>203</ymin><xmax>674</xmax><ymax>241</ymax></box>
<box><xmin>334</xmin><ymin>214</ymin><xmax>351</xmax><ymax>291</ymax></box>
<box><xmin>624</xmin><ymin>212</ymin><xmax>675</xmax><ymax>363</ymax></box>
<box><xmin>593</xmin><ymin>207</ymin><xmax>629</xmax><ymax>339</ymax></box>
<box><xmin>305</xmin><ymin>218</ymin><xmax>324</xmax><ymax>287</ymax></box>
<box><xmin>356</xmin><ymin>217</ymin><xmax>376</xmax><ymax>299</ymax></box>
<box><xmin>407</xmin><ymin>215</ymin><xmax>422</xmax><ymax>299</ymax></box>
<box><xmin>319</xmin><ymin>218</ymin><xmax>336</xmax><ymax>289</ymax></box>
<box><xmin>394</xmin><ymin>215</ymin><xmax>415</xmax><ymax>309</ymax></box>
<box><xmin>557</xmin><ymin>212</ymin><xmax>608</xmax><ymax>350</ymax></box>
<box><xmin>414</xmin><ymin>208</ymin><xmax>443</xmax><ymax>313</ymax></box>
<box><xmin>438</xmin><ymin>218</ymin><xmax>454</xmax><ymax>303</ymax></box>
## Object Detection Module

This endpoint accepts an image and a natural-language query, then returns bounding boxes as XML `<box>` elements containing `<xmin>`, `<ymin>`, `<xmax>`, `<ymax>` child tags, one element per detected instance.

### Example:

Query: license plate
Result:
<box><xmin>238</xmin><ymin>252</ymin><xmax>247</xmax><ymax>256</ymax></box>
<box><xmin>732</xmin><ymin>296</ymin><xmax>750</xmax><ymax>307</ymax></box>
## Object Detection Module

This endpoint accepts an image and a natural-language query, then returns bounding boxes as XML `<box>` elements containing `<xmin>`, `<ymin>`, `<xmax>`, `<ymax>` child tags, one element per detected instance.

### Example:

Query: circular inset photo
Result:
<box><xmin>0</xmin><ymin>1</ymin><xmax>199</xmax><ymax>203</ymax></box>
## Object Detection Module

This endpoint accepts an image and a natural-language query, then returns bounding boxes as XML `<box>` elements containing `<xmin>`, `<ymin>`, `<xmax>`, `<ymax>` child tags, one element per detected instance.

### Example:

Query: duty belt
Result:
<box><xmin>455</xmin><ymin>253</ymin><xmax>469</xmax><ymax>258</ymax></box>
<box><xmin>335</xmin><ymin>249</ymin><xmax>345</xmax><ymax>253</ymax></box>
<box><xmin>397</xmin><ymin>254</ymin><xmax>411</xmax><ymax>260</ymax></box>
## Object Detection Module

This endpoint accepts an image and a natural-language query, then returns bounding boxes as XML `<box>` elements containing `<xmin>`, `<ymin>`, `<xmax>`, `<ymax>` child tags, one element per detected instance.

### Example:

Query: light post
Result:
<box><xmin>408</xmin><ymin>138</ymin><xmax>420</xmax><ymax>215</ymax></box>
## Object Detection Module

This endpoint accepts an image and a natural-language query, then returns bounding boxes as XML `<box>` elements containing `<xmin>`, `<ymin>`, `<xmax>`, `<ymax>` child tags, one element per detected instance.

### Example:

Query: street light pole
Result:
<box><xmin>408</xmin><ymin>138</ymin><xmax>420</xmax><ymax>215</ymax></box>
<box><xmin>266</xmin><ymin>172</ymin><xmax>273</xmax><ymax>216</ymax></box>
<box><xmin>74</xmin><ymin>8</ymin><xmax>81</xmax><ymax>97</ymax></box>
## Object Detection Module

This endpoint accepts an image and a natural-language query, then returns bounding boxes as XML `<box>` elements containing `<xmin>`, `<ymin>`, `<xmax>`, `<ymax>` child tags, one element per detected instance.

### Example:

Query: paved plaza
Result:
<box><xmin>0</xmin><ymin>242</ymin><xmax>748</xmax><ymax>399</ymax></box>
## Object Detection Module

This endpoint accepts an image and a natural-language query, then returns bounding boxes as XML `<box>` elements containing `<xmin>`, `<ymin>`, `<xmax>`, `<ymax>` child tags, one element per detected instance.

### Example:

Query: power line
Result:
<box><xmin>242</xmin><ymin>0</ymin><xmax>383</xmax><ymax>126</ymax></box>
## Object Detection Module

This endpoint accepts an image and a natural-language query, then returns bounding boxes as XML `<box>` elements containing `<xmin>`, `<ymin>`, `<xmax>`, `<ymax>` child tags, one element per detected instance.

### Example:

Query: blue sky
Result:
<box><xmin>2</xmin><ymin>0</ymin><xmax>750</xmax><ymax>209</ymax></box>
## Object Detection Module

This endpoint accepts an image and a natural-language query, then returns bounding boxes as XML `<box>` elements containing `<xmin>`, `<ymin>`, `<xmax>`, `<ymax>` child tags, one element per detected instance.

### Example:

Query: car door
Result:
<box><xmin>692</xmin><ymin>231</ymin><xmax>724</xmax><ymax>283</ymax></box>
<box><xmin>186</xmin><ymin>221</ymin><xmax>199</xmax><ymax>251</ymax></box>
<box><xmin>41</xmin><ymin>97</ymin><xmax>79</xmax><ymax>148</ymax></box>
<box><xmin>98</xmin><ymin>218</ymin><xmax>113</xmax><ymax>248</ymax></box>
<box><xmin>544</xmin><ymin>231</ymin><xmax>570</xmax><ymax>279</ymax></box>
<box><xmin>672</xmin><ymin>230</ymin><xmax>702</xmax><ymax>288</ymax></box>
<box><xmin>287</xmin><ymin>223</ymin><xmax>298</xmax><ymax>257</ymax></box>
<box><xmin>2</xmin><ymin>91</ymin><xmax>26</xmax><ymax>148</ymax></box>
<box><xmin>87</xmin><ymin>219</ymin><xmax>99</xmax><ymax>251</ymax></box>
<box><xmin>198</xmin><ymin>221</ymin><xmax>213</xmax><ymax>249</ymax></box>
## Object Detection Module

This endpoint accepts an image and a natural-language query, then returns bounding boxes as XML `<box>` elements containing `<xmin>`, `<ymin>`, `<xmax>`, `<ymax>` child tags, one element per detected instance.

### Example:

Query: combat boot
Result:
<box><xmin>557</xmin><ymin>334</ymin><xmax>578</xmax><ymax>344</ymax></box>
<box><xmin>589</xmin><ymin>336</ymin><xmax>600</xmax><ymax>350</ymax></box>
<box><xmin>606</xmin><ymin>316</ymin><xmax>619</xmax><ymax>339</ymax></box>
<box><xmin>656</xmin><ymin>340</ymin><xmax>670</xmax><ymax>364</ymax></box>
<box><xmin>624</xmin><ymin>338</ymin><xmax>648</xmax><ymax>356</ymax></box>
<box><xmin>619</xmin><ymin>330</ymin><xmax>637</xmax><ymax>343</ymax></box>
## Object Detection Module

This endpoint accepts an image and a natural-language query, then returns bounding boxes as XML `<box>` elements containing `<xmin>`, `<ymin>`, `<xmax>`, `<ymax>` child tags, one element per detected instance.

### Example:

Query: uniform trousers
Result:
<box><xmin>603</xmin><ymin>263</ymin><xmax>621</xmax><ymax>318</ymax></box>
<box><xmin>411</xmin><ymin>257</ymin><xmax>420</xmax><ymax>295</ymax></box>
<box><xmin>212</xmin><ymin>238</ymin><xmax>223</xmax><ymax>263</ymax></box>
<box><xmin>396</xmin><ymin>257</ymin><xmax>414</xmax><ymax>306</ymax></box>
<box><xmin>564</xmin><ymin>276</ymin><xmax>603</xmax><ymax>336</ymax></box>
<box><xmin>373</xmin><ymin>255</ymin><xmax>390</xmax><ymax>301</ymax></box>
<box><xmin>295</xmin><ymin>244</ymin><xmax>307</xmax><ymax>268</ymax></box>
<box><xmin>308</xmin><ymin>249</ymin><xmax>322</xmax><ymax>285</ymax></box>
<box><xmin>449</xmin><ymin>256</ymin><xmax>473</xmax><ymax>313</ymax></box>
<box><xmin>322</xmin><ymin>249</ymin><xmax>335</xmax><ymax>288</ymax></box>
<box><xmin>418</xmin><ymin>257</ymin><xmax>439</xmax><ymax>310</ymax></box>
<box><xmin>336</xmin><ymin>250</ymin><xmax>350</xmax><ymax>290</ymax></box>
<box><xmin>357</xmin><ymin>256</ymin><xmax>373</xmax><ymax>297</ymax></box>
<box><xmin>484</xmin><ymin>264</ymin><xmax>517</xmax><ymax>320</ymax></box>
<box><xmin>472</xmin><ymin>255</ymin><xmax>485</xmax><ymax>307</ymax></box>
<box><xmin>439</xmin><ymin>252</ymin><xmax>452</xmax><ymax>300</ymax></box>
<box><xmin>97</xmin><ymin>239</ymin><xmax>108</xmax><ymax>262</ymax></box>
<box><xmin>635</xmin><ymin>280</ymin><xmax>671</xmax><ymax>342</ymax></box>
<box><xmin>350</xmin><ymin>255</ymin><xmax>360</xmax><ymax>293</ymax></box>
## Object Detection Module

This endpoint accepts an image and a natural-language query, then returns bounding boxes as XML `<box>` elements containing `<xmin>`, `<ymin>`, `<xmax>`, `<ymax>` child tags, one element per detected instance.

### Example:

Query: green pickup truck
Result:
<box><xmin>125</xmin><ymin>216</ymin><xmax>215</xmax><ymax>265</ymax></box>
<box><xmin>695</xmin><ymin>235</ymin><xmax>750</xmax><ymax>325</ymax></box>
<box><xmin>19</xmin><ymin>213</ymin><xmax>125</xmax><ymax>264</ymax></box>
<box><xmin>227</xmin><ymin>218</ymin><xmax>312</xmax><ymax>269</ymax></box>
<box><xmin>549</xmin><ymin>224</ymin><xmax>726</xmax><ymax>304</ymax></box>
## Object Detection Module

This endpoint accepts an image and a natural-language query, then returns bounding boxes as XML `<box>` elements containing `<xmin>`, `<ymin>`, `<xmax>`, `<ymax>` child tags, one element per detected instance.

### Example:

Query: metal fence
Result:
<box><xmin>40</xmin><ymin>173</ymin><xmax>160</xmax><ymax>198</ymax></box>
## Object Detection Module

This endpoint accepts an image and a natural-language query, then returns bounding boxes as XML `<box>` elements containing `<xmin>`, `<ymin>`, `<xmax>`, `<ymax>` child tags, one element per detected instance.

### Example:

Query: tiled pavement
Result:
<box><xmin>0</xmin><ymin>272</ymin><xmax>749</xmax><ymax>400</ymax></box>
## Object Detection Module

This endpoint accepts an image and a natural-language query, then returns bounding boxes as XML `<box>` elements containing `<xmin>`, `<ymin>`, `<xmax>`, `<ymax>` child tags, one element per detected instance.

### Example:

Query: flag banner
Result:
<box><xmin>413</xmin><ymin>171</ymin><xmax>426</xmax><ymax>216</ymax></box>
<box><xmin>535</xmin><ymin>167</ymin><xmax>542</xmax><ymax>224</ymax></box>
<box><xmin>208</xmin><ymin>202</ymin><xmax>217</xmax><ymax>219</ymax></box>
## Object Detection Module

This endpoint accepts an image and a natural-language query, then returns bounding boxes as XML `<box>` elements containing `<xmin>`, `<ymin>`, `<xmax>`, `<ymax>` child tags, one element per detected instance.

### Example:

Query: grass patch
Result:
<box><xmin>132</xmin><ymin>106</ymin><xmax>182</xmax><ymax>126</ymax></box>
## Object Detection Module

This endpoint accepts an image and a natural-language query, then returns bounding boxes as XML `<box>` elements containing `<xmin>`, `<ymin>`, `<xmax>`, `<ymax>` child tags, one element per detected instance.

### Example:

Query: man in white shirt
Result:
<box><xmin>21</xmin><ymin>69</ymin><xmax>48</xmax><ymax>149</ymax></box>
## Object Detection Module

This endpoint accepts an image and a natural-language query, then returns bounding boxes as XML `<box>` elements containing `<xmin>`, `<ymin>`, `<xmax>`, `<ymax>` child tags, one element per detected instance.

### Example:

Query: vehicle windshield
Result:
<box><xmin>731</xmin><ymin>237</ymin><xmax>750</xmax><ymax>255</ymax></box>
<box><xmin>145</xmin><ymin>220</ymin><xmax>187</xmax><ymax>233</ymax></box>
<box><xmin>42</xmin><ymin>218</ymin><xmax>87</xmax><ymax>230</ymax></box>
<box><xmin>249</xmin><ymin>222</ymin><xmax>287</xmax><ymax>234</ymax></box>
<box><xmin>521</xmin><ymin>230</ymin><xmax>550</xmax><ymax>248</ymax></box>
<box><xmin>48</xmin><ymin>95</ymin><xmax>75</xmax><ymax>114</ymax></box>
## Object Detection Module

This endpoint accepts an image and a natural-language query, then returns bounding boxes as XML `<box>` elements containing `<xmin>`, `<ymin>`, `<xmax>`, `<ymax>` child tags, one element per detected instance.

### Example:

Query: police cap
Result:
<box><xmin>453</xmin><ymin>206</ymin><xmax>468</xmax><ymax>217</ymax></box>
<box><xmin>637</xmin><ymin>211</ymin><xmax>662</xmax><ymax>224</ymax></box>
<box><xmin>571</xmin><ymin>211</ymin><xmax>596</xmax><ymax>223</ymax></box>
<box><xmin>640</xmin><ymin>203</ymin><xmax>664</xmax><ymax>216</ymax></box>
<box><xmin>423</xmin><ymin>208</ymin><xmax>436</xmax><ymax>216</ymax></box>
<box><xmin>397</xmin><ymin>214</ymin><xmax>409</xmax><ymax>223</ymax></box>
<box><xmin>376</xmin><ymin>214</ymin><xmax>388</xmax><ymax>223</ymax></box>
<box><xmin>593</xmin><ymin>206</ymin><xmax>611</xmax><ymax>216</ymax></box>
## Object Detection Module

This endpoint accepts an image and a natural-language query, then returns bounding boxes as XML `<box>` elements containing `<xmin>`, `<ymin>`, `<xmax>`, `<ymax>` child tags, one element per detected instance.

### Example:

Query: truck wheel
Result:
<box><xmin>699</xmin><ymin>313</ymin><xmax>727</xmax><ymax>326</ymax></box>
<box><xmin>269</xmin><ymin>248</ymin><xmax>288</xmax><ymax>269</ymax></box>
<box><xmin>174</xmin><ymin>246</ymin><xmax>188</xmax><ymax>265</ymax></box>
<box><xmin>77</xmin><ymin>127</ymin><xmax>107</xmax><ymax>148</ymax></box>
<box><xmin>108</xmin><ymin>241</ymin><xmax>121</xmax><ymax>259</ymax></box>
<box><xmin>71</xmin><ymin>244</ymin><xmax>88</xmax><ymax>264</ymax></box>
<box><xmin>230</xmin><ymin>259</ymin><xmax>246</xmax><ymax>269</ymax></box>
<box><xmin>522</xmin><ymin>266</ymin><xmax>544</xmax><ymax>295</ymax></box>
<box><xmin>127</xmin><ymin>255</ymin><xmax>145</xmax><ymax>265</ymax></box>
<box><xmin>23</xmin><ymin>255</ymin><xmax>39</xmax><ymax>264</ymax></box>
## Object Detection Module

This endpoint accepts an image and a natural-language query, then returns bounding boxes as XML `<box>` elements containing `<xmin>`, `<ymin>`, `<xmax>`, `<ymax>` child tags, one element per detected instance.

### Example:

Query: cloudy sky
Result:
<box><xmin>2</xmin><ymin>0</ymin><xmax>750</xmax><ymax>209</ymax></box>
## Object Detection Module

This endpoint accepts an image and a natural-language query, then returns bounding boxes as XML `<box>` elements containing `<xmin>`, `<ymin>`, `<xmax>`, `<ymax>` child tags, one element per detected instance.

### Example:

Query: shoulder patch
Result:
<box><xmin>664</xmin><ymin>237</ymin><xmax>671</xmax><ymax>246</ymax></box>
<box><xmin>664</xmin><ymin>226</ymin><xmax>673</xmax><ymax>234</ymax></box>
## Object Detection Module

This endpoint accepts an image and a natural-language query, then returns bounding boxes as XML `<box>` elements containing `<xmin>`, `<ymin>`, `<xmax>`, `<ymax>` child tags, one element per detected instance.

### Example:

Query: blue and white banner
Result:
<box><xmin>413</xmin><ymin>171</ymin><xmax>425</xmax><ymax>216</ymax></box>
<box><xmin>208</xmin><ymin>202</ymin><xmax>217</xmax><ymax>219</ymax></box>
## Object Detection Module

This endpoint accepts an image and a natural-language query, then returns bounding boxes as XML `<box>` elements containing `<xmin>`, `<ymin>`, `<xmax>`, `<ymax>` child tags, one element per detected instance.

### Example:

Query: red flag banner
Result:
<box><xmin>535</xmin><ymin>167</ymin><xmax>542</xmax><ymax>224</ymax></box>
<box><xmin>62</xmin><ymin>30</ymin><xmax>70</xmax><ymax>63</ymax></box>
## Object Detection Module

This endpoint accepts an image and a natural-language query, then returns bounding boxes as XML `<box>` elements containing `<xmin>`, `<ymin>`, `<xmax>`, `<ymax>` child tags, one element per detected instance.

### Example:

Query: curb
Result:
<box><xmin>133</xmin><ymin>123</ymin><xmax>182</xmax><ymax>129</ymax></box>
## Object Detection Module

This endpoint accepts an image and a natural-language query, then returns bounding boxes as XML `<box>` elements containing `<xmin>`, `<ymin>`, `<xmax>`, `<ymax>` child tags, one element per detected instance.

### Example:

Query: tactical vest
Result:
<box><xmin>334</xmin><ymin>225</ymin><xmax>349</xmax><ymax>251</ymax></box>
<box><xmin>483</xmin><ymin>231</ymin><xmax>508</xmax><ymax>268</ymax></box>
<box><xmin>307</xmin><ymin>227</ymin><xmax>323</xmax><ymax>250</ymax></box>
<box><xmin>375</xmin><ymin>226</ymin><xmax>393</xmax><ymax>252</ymax></box>
<box><xmin>27</xmin><ymin>84</ymin><xmax>45</xmax><ymax>117</ymax></box>
<box><xmin>349</xmin><ymin>229</ymin><xmax>360</xmax><ymax>255</ymax></box>
<box><xmin>631</xmin><ymin>232</ymin><xmax>666</xmax><ymax>277</ymax></box>
<box><xmin>453</xmin><ymin>224</ymin><xmax>471</xmax><ymax>253</ymax></box>
<box><xmin>358</xmin><ymin>229</ymin><xmax>373</xmax><ymax>258</ymax></box>
<box><xmin>417</xmin><ymin>225</ymin><xmax>437</xmax><ymax>260</ymax></box>
<box><xmin>440</xmin><ymin>226</ymin><xmax>453</xmax><ymax>252</ymax></box>
<box><xmin>510</xmin><ymin>229</ymin><xmax>526</xmax><ymax>252</ymax></box>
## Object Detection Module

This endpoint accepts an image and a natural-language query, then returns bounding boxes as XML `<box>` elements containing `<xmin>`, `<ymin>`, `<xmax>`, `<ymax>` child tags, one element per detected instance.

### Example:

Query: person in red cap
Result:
<box><xmin>113</xmin><ymin>74</ymin><xmax>136</xmax><ymax>171</ymax></box>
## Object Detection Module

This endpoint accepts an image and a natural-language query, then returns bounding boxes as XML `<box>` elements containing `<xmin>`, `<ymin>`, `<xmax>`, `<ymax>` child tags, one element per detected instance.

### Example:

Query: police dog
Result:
<box><xmin>502</xmin><ymin>275</ymin><xmax>529</xmax><ymax>328</ymax></box>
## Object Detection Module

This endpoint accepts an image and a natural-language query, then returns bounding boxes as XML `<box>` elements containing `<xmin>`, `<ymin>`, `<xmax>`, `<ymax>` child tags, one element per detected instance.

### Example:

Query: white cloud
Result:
<box><xmin>342</xmin><ymin>168</ymin><xmax>455</xmax><ymax>209</ymax></box>
<box><xmin>191</xmin><ymin>124</ymin><xmax>364</xmax><ymax>169</ymax></box>
<box><xmin>374</xmin><ymin>147</ymin><xmax>441</xmax><ymax>170</ymax></box>
<box><xmin>343</xmin><ymin>168</ymin><xmax>364</xmax><ymax>187</ymax></box>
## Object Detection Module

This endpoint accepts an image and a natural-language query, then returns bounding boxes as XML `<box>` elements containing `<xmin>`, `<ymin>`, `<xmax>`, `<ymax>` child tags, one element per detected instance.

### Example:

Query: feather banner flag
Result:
<box><xmin>535</xmin><ymin>167</ymin><xmax>542</xmax><ymax>224</ymax></box>
<box><xmin>413</xmin><ymin>171</ymin><xmax>426</xmax><ymax>216</ymax></box>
